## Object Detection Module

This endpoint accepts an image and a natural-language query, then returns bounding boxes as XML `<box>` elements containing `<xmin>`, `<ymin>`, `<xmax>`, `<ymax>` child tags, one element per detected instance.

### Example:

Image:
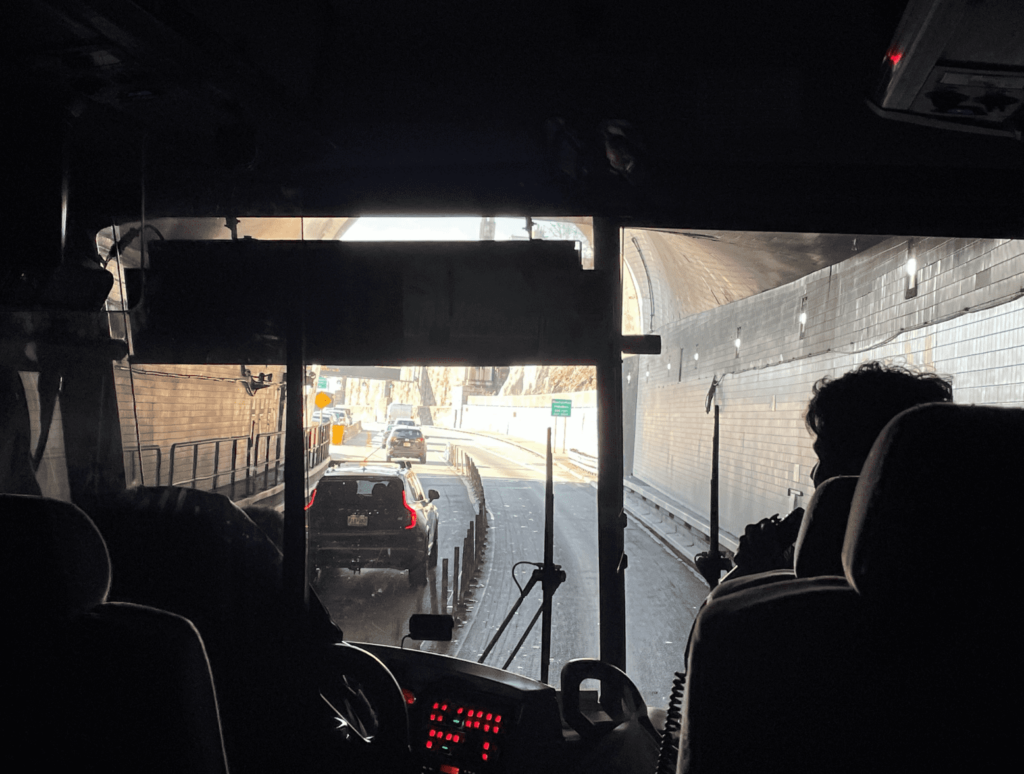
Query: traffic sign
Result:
<box><xmin>551</xmin><ymin>399</ymin><xmax>572</xmax><ymax>417</ymax></box>
<box><xmin>314</xmin><ymin>391</ymin><xmax>333</xmax><ymax>408</ymax></box>
<box><xmin>317</xmin><ymin>376</ymin><xmax>328</xmax><ymax>389</ymax></box>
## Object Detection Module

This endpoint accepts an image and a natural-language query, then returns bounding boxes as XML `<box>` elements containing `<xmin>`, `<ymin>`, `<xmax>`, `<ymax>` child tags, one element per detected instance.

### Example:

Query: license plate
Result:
<box><xmin>347</xmin><ymin>513</ymin><xmax>368</xmax><ymax>527</ymax></box>
<box><xmin>403</xmin><ymin>442</ymin><xmax>411</xmax><ymax>447</ymax></box>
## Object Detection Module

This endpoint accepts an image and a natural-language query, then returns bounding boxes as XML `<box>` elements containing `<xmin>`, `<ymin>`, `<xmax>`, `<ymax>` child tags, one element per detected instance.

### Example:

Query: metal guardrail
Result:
<box><xmin>567</xmin><ymin>448</ymin><xmax>598</xmax><ymax>473</ymax></box>
<box><xmin>169</xmin><ymin>435</ymin><xmax>248</xmax><ymax>490</ymax></box>
<box><xmin>124</xmin><ymin>445</ymin><xmax>162</xmax><ymax>486</ymax></box>
<box><xmin>442</xmin><ymin>443</ymin><xmax>488</xmax><ymax>618</ymax></box>
<box><xmin>160</xmin><ymin>424</ymin><xmax>331</xmax><ymax>495</ymax></box>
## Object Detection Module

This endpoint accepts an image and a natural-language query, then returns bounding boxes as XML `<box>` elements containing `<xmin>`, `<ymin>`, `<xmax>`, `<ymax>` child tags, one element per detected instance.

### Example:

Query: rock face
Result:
<box><xmin>498</xmin><ymin>365</ymin><xmax>596</xmax><ymax>396</ymax></box>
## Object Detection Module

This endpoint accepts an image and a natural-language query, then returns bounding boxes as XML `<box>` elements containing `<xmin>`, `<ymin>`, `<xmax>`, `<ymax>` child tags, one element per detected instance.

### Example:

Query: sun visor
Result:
<box><xmin>130</xmin><ymin>240</ymin><xmax>628</xmax><ymax>365</ymax></box>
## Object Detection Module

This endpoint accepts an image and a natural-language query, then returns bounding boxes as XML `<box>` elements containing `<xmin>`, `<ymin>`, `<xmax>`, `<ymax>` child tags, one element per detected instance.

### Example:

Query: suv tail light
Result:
<box><xmin>402</xmin><ymin>490</ymin><xmax>417</xmax><ymax>529</ymax></box>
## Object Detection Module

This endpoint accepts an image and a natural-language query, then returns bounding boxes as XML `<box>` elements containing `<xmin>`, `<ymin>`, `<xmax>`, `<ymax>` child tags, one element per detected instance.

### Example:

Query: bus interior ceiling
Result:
<box><xmin>3</xmin><ymin>2</ymin><xmax>1024</xmax><ymax>773</ymax></box>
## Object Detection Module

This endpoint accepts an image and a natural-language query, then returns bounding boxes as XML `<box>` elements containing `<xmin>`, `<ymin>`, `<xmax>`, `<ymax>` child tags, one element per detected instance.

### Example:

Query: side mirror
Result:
<box><xmin>408</xmin><ymin>614</ymin><xmax>454</xmax><ymax>642</ymax></box>
<box><xmin>428</xmin><ymin>489</ymin><xmax>440</xmax><ymax>501</ymax></box>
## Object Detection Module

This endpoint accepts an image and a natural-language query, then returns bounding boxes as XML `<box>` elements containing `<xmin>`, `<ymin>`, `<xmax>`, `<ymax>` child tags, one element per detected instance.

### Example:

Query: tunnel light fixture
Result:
<box><xmin>667</xmin><ymin>361</ymin><xmax>672</xmax><ymax>372</ymax></box>
<box><xmin>734</xmin><ymin>327</ymin><xmax>741</xmax><ymax>358</ymax></box>
<box><xmin>799</xmin><ymin>297</ymin><xmax>808</xmax><ymax>339</ymax></box>
<box><xmin>905</xmin><ymin>239</ymin><xmax>919</xmax><ymax>299</ymax></box>
<box><xmin>693</xmin><ymin>345</ymin><xmax>699</xmax><ymax>369</ymax></box>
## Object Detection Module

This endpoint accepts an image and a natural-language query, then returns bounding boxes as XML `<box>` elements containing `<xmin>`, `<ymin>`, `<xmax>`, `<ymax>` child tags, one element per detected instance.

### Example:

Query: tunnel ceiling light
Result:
<box><xmin>798</xmin><ymin>312</ymin><xmax>807</xmax><ymax>325</ymax></box>
<box><xmin>667</xmin><ymin>362</ymin><xmax>672</xmax><ymax>371</ymax></box>
<box><xmin>905</xmin><ymin>239</ymin><xmax>919</xmax><ymax>299</ymax></box>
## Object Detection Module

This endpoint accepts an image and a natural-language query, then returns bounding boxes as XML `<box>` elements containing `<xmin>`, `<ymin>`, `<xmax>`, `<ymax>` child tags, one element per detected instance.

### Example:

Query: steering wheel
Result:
<box><xmin>320</xmin><ymin>643</ymin><xmax>412</xmax><ymax>768</ymax></box>
<box><xmin>560</xmin><ymin>658</ymin><xmax>656</xmax><ymax>740</ymax></box>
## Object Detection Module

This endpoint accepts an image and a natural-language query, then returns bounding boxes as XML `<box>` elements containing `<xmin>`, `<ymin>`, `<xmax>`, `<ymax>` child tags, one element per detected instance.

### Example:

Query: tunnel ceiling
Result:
<box><xmin>625</xmin><ymin>230</ymin><xmax>891</xmax><ymax>324</ymax></box>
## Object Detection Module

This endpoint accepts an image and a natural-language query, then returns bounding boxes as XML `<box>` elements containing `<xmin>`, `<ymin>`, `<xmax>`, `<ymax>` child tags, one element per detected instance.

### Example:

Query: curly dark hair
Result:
<box><xmin>805</xmin><ymin>362</ymin><xmax>953</xmax><ymax>479</ymax></box>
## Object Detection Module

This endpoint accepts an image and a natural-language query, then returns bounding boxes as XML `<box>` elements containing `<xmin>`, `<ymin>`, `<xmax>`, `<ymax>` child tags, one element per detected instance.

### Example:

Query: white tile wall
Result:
<box><xmin>633</xmin><ymin>238</ymin><xmax>1024</xmax><ymax>544</ymax></box>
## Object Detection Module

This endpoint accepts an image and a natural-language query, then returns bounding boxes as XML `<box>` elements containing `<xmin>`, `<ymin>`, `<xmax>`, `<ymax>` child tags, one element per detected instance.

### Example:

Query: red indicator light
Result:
<box><xmin>440</xmin><ymin>766</ymin><xmax>460</xmax><ymax>774</ymax></box>
<box><xmin>888</xmin><ymin>51</ymin><xmax>903</xmax><ymax>65</ymax></box>
<box><xmin>433</xmin><ymin>702</ymin><xmax>439</xmax><ymax>709</ymax></box>
<box><xmin>430</xmin><ymin>714</ymin><xmax>436</xmax><ymax>721</ymax></box>
<box><xmin>457</xmin><ymin>707</ymin><xmax>463</xmax><ymax>714</ymax></box>
<box><xmin>482</xmin><ymin>753</ymin><xmax>489</xmax><ymax>761</ymax></box>
<box><xmin>454</xmin><ymin>735</ymin><xmax>460</xmax><ymax>743</ymax></box>
<box><xmin>445</xmin><ymin>733</ymin><xmax>453</xmax><ymax>741</ymax></box>
<box><xmin>442</xmin><ymin>704</ymin><xmax>448</xmax><ymax>711</ymax></box>
<box><xmin>486</xmin><ymin>713</ymin><xmax>493</xmax><ymax>720</ymax></box>
<box><xmin>402</xmin><ymin>689</ymin><xmax>416</xmax><ymax>706</ymax></box>
<box><xmin>483</xmin><ymin>742</ymin><xmax>490</xmax><ymax>750</ymax></box>
<box><xmin>484</xmin><ymin>724</ymin><xmax>490</xmax><ymax>732</ymax></box>
<box><xmin>495</xmin><ymin>715</ymin><xmax>501</xmax><ymax>723</ymax></box>
<box><xmin>474</xmin><ymin>721</ymin><xmax>480</xmax><ymax>728</ymax></box>
<box><xmin>426</xmin><ymin>741</ymin><xmax>433</xmax><ymax>749</ymax></box>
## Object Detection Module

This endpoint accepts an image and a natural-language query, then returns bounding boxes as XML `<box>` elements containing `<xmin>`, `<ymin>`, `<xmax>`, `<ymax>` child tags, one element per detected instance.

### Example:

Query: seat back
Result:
<box><xmin>842</xmin><ymin>402</ymin><xmax>1024</xmax><ymax>770</ymax></box>
<box><xmin>792</xmin><ymin>475</ymin><xmax>858</xmax><ymax>578</ymax></box>
<box><xmin>90</xmin><ymin>486</ymin><xmax>342</xmax><ymax>774</ymax></box>
<box><xmin>1</xmin><ymin>494</ymin><xmax>228</xmax><ymax>774</ymax></box>
<box><xmin>680</xmin><ymin>403</ymin><xmax>1024</xmax><ymax>773</ymax></box>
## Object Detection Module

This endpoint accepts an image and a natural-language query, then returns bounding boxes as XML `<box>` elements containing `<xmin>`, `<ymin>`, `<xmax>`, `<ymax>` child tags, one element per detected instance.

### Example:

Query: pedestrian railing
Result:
<box><xmin>152</xmin><ymin>424</ymin><xmax>331</xmax><ymax>495</ymax></box>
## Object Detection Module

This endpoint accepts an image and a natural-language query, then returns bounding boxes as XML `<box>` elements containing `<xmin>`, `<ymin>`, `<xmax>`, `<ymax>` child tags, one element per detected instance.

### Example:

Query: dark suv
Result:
<box><xmin>308</xmin><ymin>463</ymin><xmax>439</xmax><ymax>585</ymax></box>
<box><xmin>386</xmin><ymin>427</ymin><xmax>427</xmax><ymax>463</ymax></box>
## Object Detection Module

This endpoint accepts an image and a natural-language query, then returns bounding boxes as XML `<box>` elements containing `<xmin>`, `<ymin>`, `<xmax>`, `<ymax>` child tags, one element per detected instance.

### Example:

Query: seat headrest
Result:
<box><xmin>843</xmin><ymin>403</ymin><xmax>1024</xmax><ymax>612</ymax></box>
<box><xmin>1</xmin><ymin>494</ymin><xmax>111</xmax><ymax>622</ymax></box>
<box><xmin>794</xmin><ymin>476</ymin><xmax>858</xmax><ymax>578</ymax></box>
<box><xmin>88</xmin><ymin>486</ymin><xmax>282</xmax><ymax>622</ymax></box>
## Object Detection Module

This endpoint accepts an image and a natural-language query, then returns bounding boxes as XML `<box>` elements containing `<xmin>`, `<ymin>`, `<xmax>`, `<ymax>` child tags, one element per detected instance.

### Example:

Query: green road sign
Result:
<box><xmin>551</xmin><ymin>398</ymin><xmax>572</xmax><ymax>417</ymax></box>
<box><xmin>317</xmin><ymin>376</ymin><xmax>328</xmax><ymax>389</ymax></box>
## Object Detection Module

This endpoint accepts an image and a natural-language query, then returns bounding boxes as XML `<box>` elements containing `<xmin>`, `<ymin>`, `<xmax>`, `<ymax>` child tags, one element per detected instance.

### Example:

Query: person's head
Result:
<box><xmin>805</xmin><ymin>362</ymin><xmax>952</xmax><ymax>487</ymax></box>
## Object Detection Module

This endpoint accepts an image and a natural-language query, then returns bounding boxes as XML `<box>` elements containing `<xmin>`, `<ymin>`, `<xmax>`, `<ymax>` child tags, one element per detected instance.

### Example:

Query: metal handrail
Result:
<box><xmin>124</xmin><ymin>445</ymin><xmax>162</xmax><ymax>486</ymax></box>
<box><xmin>162</xmin><ymin>424</ymin><xmax>331</xmax><ymax>494</ymax></box>
<box><xmin>168</xmin><ymin>435</ymin><xmax>248</xmax><ymax>489</ymax></box>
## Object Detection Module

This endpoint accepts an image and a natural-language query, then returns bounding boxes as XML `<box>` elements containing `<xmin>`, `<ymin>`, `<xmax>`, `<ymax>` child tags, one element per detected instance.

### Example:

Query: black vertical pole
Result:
<box><xmin>283</xmin><ymin>254</ymin><xmax>309</xmax><ymax>616</ymax></box>
<box><xmin>710</xmin><ymin>404</ymin><xmax>720</xmax><ymax>564</ymax></box>
<box><xmin>595</xmin><ymin>217</ymin><xmax>626</xmax><ymax>671</ymax></box>
<box><xmin>540</xmin><ymin>428</ymin><xmax>555</xmax><ymax>684</ymax></box>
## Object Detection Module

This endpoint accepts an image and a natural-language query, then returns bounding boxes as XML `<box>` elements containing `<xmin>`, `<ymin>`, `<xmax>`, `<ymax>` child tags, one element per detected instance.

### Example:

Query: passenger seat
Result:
<box><xmin>679</xmin><ymin>403</ymin><xmax>1023</xmax><ymax>773</ymax></box>
<box><xmin>2</xmin><ymin>494</ymin><xmax>229</xmax><ymax>774</ymax></box>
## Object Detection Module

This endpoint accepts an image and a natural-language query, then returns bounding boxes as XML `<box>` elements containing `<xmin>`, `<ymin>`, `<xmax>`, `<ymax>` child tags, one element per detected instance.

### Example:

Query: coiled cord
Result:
<box><xmin>656</xmin><ymin>671</ymin><xmax>686</xmax><ymax>774</ymax></box>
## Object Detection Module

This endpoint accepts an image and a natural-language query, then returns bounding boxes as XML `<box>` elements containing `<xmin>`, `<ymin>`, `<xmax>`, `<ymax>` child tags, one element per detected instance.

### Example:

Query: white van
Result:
<box><xmin>387</xmin><ymin>403</ymin><xmax>414</xmax><ymax>422</ymax></box>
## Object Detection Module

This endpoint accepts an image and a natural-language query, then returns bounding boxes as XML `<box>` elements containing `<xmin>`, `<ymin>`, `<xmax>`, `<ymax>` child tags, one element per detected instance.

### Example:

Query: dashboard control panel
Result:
<box><xmin>355</xmin><ymin>643</ymin><xmax>566</xmax><ymax>774</ymax></box>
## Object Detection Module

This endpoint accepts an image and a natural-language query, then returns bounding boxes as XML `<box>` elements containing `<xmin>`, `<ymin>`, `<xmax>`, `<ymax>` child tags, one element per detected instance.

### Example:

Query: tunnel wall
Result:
<box><xmin>632</xmin><ymin>237</ymin><xmax>1024</xmax><ymax>544</ymax></box>
<box><xmin>112</xmin><ymin>365</ymin><xmax>286</xmax><ymax>489</ymax></box>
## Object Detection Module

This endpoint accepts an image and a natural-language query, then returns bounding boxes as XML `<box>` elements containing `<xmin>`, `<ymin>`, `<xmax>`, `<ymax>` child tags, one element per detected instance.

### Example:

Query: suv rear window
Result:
<box><xmin>314</xmin><ymin>477</ymin><xmax>404</xmax><ymax>511</ymax></box>
<box><xmin>392</xmin><ymin>428</ymin><xmax>423</xmax><ymax>439</ymax></box>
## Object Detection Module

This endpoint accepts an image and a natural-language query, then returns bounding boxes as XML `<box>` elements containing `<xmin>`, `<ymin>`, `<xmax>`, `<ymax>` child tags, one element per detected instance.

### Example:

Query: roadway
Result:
<box><xmin>314</xmin><ymin>423</ymin><xmax>710</xmax><ymax>707</ymax></box>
